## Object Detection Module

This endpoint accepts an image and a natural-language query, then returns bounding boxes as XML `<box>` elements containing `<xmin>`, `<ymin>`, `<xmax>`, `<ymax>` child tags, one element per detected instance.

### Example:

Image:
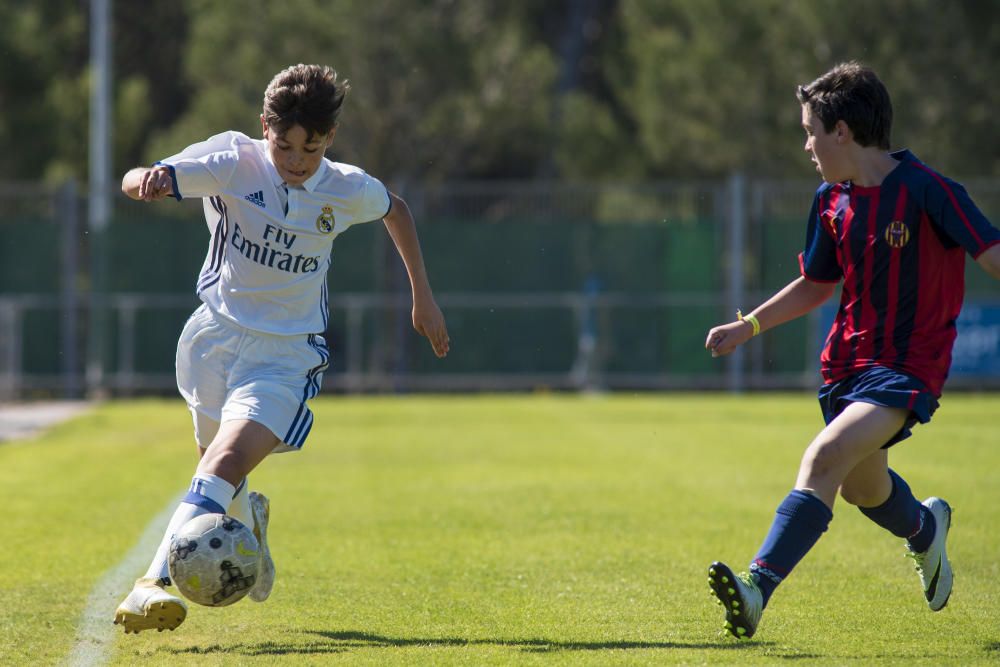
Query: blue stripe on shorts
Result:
<box><xmin>282</xmin><ymin>335</ymin><xmax>330</xmax><ymax>449</ymax></box>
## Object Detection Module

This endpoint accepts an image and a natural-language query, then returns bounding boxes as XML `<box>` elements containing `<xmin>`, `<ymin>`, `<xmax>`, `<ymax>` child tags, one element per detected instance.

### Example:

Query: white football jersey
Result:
<box><xmin>158</xmin><ymin>131</ymin><xmax>390</xmax><ymax>335</ymax></box>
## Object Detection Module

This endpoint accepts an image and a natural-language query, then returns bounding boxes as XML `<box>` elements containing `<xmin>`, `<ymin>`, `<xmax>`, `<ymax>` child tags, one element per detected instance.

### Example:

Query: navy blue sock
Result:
<box><xmin>906</xmin><ymin>506</ymin><xmax>936</xmax><ymax>553</ymax></box>
<box><xmin>858</xmin><ymin>469</ymin><xmax>936</xmax><ymax>552</ymax></box>
<box><xmin>750</xmin><ymin>490</ymin><xmax>833</xmax><ymax>607</ymax></box>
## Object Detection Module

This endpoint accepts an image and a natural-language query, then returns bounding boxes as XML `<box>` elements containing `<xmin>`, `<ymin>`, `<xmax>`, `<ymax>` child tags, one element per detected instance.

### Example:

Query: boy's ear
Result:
<box><xmin>834</xmin><ymin>119</ymin><xmax>852</xmax><ymax>144</ymax></box>
<box><xmin>260</xmin><ymin>114</ymin><xmax>269</xmax><ymax>139</ymax></box>
<box><xmin>325</xmin><ymin>127</ymin><xmax>337</xmax><ymax>148</ymax></box>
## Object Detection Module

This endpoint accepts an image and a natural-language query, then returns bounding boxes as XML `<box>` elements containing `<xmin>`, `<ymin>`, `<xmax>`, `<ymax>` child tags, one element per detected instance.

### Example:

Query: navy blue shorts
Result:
<box><xmin>817</xmin><ymin>365</ymin><xmax>939</xmax><ymax>449</ymax></box>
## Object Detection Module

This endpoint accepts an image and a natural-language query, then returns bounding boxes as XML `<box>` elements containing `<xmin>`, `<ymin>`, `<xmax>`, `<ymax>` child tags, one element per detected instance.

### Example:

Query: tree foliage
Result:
<box><xmin>1</xmin><ymin>0</ymin><xmax>997</xmax><ymax>185</ymax></box>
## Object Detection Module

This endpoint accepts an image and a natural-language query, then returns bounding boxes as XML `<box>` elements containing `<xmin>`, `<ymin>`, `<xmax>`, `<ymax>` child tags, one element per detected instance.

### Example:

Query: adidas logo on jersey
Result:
<box><xmin>244</xmin><ymin>191</ymin><xmax>266</xmax><ymax>208</ymax></box>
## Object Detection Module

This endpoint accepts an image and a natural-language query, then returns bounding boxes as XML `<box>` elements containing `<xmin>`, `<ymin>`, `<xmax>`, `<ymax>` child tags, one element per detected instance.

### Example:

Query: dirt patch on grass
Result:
<box><xmin>0</xmin><ymin>401</ymin><xmax>93</xmax><ymax>442</ymax></box>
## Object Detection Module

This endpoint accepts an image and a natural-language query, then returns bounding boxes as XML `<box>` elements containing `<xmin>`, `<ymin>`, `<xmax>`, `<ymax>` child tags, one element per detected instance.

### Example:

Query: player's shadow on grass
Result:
<box><xmin>304</xmin><ymin>629</ymin><xmax>778</xmax><ymax>654</ymax></box>
<box><xmin>166</xmin><ymin>629</ymin><xmax>780</xmax><ymax>657</ymax></box>
<box><xmin>164</xmin><ymin>629</ymin><xmax>825</xmax><ymax>658</ymax></box>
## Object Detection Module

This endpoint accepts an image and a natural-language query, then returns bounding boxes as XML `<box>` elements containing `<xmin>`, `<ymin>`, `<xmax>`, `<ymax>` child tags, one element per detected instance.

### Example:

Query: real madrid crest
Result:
<box><xmin>316</xmin><ymin>205</ymin><xmax>335</xmax><ymax>234</ymax></box>
<box><xmin>884</xmin><ymin>220</ymin><xmax>910</xmax><ymax>248</ymax></box>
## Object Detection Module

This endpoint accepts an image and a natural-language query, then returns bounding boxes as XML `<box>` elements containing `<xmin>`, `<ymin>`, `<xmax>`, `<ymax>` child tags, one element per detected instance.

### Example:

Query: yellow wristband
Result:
<box><xmin>737</xmin><ymin>310</ymin><xmax>760</xmax><ymax>337</ymax></box>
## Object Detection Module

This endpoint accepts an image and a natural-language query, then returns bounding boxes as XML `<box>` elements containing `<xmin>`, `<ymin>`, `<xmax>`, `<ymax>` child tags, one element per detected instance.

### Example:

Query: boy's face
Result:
<box><xmin>801</xmin><ymin>105</ymin><xmax>850</xmax><ymax>183</ymax></box>
<box><xmin>261</xmin><ymin>118</ymin><xmax>336</xmax><ymax>186</ymax></box>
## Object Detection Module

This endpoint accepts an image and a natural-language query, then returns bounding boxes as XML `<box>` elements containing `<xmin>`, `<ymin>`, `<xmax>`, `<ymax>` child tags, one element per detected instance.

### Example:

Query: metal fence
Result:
<box><xmin>2</xmin><ymin>177</ymin><xmax>999</xmax><ymax>399</ymax></box>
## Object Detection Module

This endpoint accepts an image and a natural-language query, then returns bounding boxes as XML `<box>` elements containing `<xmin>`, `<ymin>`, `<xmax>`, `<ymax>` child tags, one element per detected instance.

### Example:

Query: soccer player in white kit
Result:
<box><xmin>114</xmin><ymin>64</ymin><xmax>450</xmax><ymax>633</ymax></box>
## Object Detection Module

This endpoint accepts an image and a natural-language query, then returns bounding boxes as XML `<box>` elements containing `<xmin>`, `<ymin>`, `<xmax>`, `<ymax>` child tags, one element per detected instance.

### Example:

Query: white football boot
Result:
<box><xmin>113</xmin><ymin>577</ymin><xmax>187</xmax><ymax>634</ymax></box>
<box><xmin>248</xmin><ymin>492</ymin><xmax>275</xmax><ymax>602</ymax></box>
<box><xmin>708</xmin><ymin>562</ymin><xmax>764</xmax><ymax>639</ymax></box>
<box><xmin>906</xmin><ymin>497</ymin><xmax>953</xmax><ymax>611</ymax></box>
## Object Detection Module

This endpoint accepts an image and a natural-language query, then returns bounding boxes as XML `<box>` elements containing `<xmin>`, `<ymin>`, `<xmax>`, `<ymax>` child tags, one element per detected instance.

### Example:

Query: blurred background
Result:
<box><xmin>1</xmin><ymin>0</ymin><xmax>998</xmax><ymax>399</ymax></box>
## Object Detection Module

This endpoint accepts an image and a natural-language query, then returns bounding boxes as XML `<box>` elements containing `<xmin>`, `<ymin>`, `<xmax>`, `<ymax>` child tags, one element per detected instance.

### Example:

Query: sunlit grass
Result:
<box><xmin>1</xmin><ymin>394</ymin><xmax>997</xmax><ymax>665</ymax></box>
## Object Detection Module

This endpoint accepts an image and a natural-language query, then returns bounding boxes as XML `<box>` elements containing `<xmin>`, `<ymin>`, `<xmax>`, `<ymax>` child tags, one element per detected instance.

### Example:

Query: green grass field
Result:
<box><xmin>1</xmin><ymin>394</ymin><xmax>998</xmax><ymax>665</ymax></box>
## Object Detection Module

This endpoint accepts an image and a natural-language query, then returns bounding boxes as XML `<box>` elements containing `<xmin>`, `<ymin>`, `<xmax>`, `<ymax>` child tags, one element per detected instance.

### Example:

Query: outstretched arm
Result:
<box><xmin>976</xmin><ymin>244</ymin><xmax>1000</xmax><ymax>280</ymax></box>
<box><xmin>122</xmin><ymin>165</ymin><xmax>175</xmax><ymax>201</ymax></box>
<box><xmin>705</xmin><ymin>276</ymin><xmax>837</xmax><ymax>357</ymax></box>
<box><xmin>382</xmin><ymin>192</ymin><xmax>450</xmax><ymax>358</ymax></box>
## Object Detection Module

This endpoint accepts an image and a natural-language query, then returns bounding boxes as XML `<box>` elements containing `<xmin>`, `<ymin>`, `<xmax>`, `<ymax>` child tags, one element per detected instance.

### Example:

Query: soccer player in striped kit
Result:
<box><xmin>704</xmin><ymin>62</ymin><xmax>1000</xmax><ymax>639</ymax></box>
<box><xmin>114</xmin><ymin>64</ymin><xmax>450</xmax><ymax>633</ymax></box>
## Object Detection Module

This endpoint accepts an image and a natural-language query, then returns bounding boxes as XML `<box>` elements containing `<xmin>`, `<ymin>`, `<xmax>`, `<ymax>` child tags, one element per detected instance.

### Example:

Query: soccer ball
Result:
<box><xmin>168</xmin><ymin>513</ymin><xmax>260</xmax><ymax>607</ymax></box>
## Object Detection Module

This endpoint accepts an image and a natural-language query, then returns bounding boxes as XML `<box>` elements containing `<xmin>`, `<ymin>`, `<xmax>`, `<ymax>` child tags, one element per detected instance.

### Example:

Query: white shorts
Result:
<box><xmin>176</xmin><ymin>303</ymin><xmax>329</xmax><ymax>453</ymax></box>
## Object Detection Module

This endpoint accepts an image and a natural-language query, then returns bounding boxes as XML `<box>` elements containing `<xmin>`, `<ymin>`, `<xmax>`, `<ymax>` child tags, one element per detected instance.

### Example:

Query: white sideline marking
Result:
<box><xmin>66</xmin><ymin>494</ymin><xmax>182</xmax><ymax>667</ymax></box>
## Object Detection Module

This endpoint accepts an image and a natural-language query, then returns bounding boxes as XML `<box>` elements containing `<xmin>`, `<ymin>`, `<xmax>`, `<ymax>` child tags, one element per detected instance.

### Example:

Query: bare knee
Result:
<box><xmin>196</xmin><ymin>444</ymin><xmax>247</xmax><ymax>484</ymax></box>
<box><xmin>195</xmin><ymin>421</ymin><xmax>277</xmax><ymax>484</ymax></box>
<box><xmin>799</xmin><ymin>435</ymin><xmax>845</xmax><ymax>485</ymax></box>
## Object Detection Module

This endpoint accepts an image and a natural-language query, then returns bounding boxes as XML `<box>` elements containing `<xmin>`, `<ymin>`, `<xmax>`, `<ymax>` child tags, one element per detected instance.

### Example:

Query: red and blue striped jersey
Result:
<box><xmin>799</xmin><ymin>150</ymin><xmax>1000</xmax><ymax>396</ymax></box>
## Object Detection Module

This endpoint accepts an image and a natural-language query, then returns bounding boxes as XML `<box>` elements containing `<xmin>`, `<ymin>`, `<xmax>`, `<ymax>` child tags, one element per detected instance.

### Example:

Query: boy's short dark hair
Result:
<box><xmin>263</xmin><ymin>64</ymin><xmax>350</xmax><ymax>139</ymax></box>
<box><xmin>797</xmin><ymin>62</ymin><xmax>892</xmax><ymax>149</ymax></box>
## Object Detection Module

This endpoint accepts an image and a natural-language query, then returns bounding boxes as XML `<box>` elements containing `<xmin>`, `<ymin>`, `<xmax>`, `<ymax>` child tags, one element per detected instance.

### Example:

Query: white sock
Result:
<box><xmin>228</xmin><ymin>477</ymin><xmax>254</xmax><ymax>529</ymax></box>
<box><xmin>142</xmin><ymin>473</ymin><xmax>236</xmax><ymax>582</ymax></box>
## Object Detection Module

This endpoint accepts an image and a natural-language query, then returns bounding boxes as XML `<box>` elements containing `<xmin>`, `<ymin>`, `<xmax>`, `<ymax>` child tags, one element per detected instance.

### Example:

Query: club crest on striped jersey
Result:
<box><xmin>315</xmin><ymin>206</ymin><xmax>335</xmax><ymax>234</ymax></box>
<box><xmin>884</xmin><ymin>220</ymin><xmax>910</xmax><ymax>248</ymax></box>
<box><xmin>821</xmin><ymin>210</ymin><xmax>840</xmax><ymax>234</ymax></box>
